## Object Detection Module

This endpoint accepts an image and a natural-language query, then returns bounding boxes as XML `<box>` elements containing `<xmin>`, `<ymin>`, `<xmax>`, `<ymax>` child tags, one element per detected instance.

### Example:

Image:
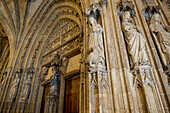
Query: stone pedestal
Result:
<box><xmin>44</xmin><ymin>95</ymin><xmax>58</xmax><ymax>113</ymax></box>
<box><xmin>88</xmin><ymin>65</ymin><xmax>110</xmax><ymax>113</ymax></box>
<box><xmin>130</xmin><ymin>66</ymin><xmax>162</xmax><ymax>113</ymax></box>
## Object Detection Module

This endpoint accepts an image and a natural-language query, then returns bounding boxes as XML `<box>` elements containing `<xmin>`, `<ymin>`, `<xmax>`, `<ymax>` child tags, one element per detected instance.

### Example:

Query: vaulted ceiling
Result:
<box><xmin>0</xmin><ymin>0</ymin><xmax>43</xmax><ymax>48</ymax></box>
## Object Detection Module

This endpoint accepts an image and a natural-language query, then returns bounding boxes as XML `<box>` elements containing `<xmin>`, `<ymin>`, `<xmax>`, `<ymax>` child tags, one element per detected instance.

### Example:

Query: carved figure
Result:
<box><xmin>41</xmin><ymin>67</ymin><xmax>49</xmax><ymax>82</ymax></box>
<box><xmin>0</xmin><ymin>71</ymin><xmax>7</xmax><ymax>91</ymax></box>
<box><xmin>150</xmin><ymin>13</ymin><xmax>170</xmax><ymax>66</ymax></box>
<box><xmin>122</xmin><ymin>11</ymin><xmax>150</xmax><ymax>68</ymax></box>
<box><xmin>9</xmin><ymin>72</ymin><xmax>20</xmax><ymax>100</ymax></box>
<box><xmin>86</xmin><ymin>16</ymin><xmax>105</xmax><ymax>67</ymax></box>
<box><xmin>21</xmin><ymin>73</ymin><xmax>32</xmax><ymax>100</ymax></box>
<box><xmin>49</xmin><ymin>66</ymin><xmax>59</xmax><ymax>96</ymax></box>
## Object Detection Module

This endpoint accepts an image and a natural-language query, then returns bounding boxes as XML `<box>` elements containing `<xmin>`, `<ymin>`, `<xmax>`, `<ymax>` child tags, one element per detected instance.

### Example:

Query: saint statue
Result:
<box><xmin>150</xmin><ymin>13</ymin><xmax>170</xmax><ymax>66</ymax></box>
<box><xmin>86</xmin><ymin>16</ymin><xmax>105</xmax><ymax>67</ymax></box>
<box><xmin>49</xmin><ymin>66</ymin><xmax>59</xmax><ymax>96</ymax></box>
<box><xmin>21</xmin><ymin>73</ymin><xmax>32</xmax><ymax>100</ymax></box>
<box><xmin>9</xmin><ymin>71</ymin><xmax>20</xmax><ymax>100</ymax></box>
<box><xmin>0</xmin><ymin>71</ymin><xmax>7</xmax><ymax>91</ymax></box>
<box><xmin>122</xmin><ymin>11</ymin><xmax>150</xmax><ymax>69</ymax></box>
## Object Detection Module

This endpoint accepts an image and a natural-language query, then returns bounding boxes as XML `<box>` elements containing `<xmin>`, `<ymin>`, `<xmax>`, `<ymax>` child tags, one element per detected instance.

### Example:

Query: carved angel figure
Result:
<box><xmin>86</xmin><ymin>16</ymin><xmax>105</xmax><ymax>67</ymax></box>
<box><xmin>122</xmin><ymin>11</ymin><xmax>150</xmax><ymax>68</ymax></box>
<box><xmin>21</xmin><ymin>74</ymin><xmax>32</xmax><ymax>100</ymax></box>
<box><xmin>9</xmin><ymin>72</ymin><xmax>20</xmax><ymax>100</ymax></box>
<box><xmin>150</xmin><ymin>13</ymin><xmax>170</xmax><ymax>66</ymax></box>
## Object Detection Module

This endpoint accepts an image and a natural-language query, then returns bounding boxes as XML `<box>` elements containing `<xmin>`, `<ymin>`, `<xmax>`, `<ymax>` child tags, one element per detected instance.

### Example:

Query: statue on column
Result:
<box><xmin>9</xmin><ymin>71</ymin><xmax>20</xmax><ymax>101</ymax></box>
<box><xmin>149</xmin><ymin>13</ymin><xmax>170</xmax><ymax>67</ymax></box>
<box><xmin>48</xmin><ymin>53</ymin><xmax>60</xmax><ymax>96</ymax></box>
<box><xmin>21</xmin><ymin>71</ymin><xmax>32</xmax><ymax>101</ymax></box>
<box><xmin>0</xmin><ymin>71</ymin><xmax>7</xmax><ymax>91</ymax></box>
<box><xmin>122</xmin><ymin>11</ymin><xmax>150</xmax><ymax>69</ymax></box>
<box><xmin>86</xmin><ymin>16</ymin><xmax>105</xmax><ymax>68</ymax></box>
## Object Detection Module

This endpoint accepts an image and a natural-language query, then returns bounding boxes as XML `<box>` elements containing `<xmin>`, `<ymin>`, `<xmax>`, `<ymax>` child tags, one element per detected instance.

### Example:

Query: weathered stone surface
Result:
<box><xmin>0</xmin><ymin>0</ymin><xmax>169</xmax><ymax>113</ymax></box>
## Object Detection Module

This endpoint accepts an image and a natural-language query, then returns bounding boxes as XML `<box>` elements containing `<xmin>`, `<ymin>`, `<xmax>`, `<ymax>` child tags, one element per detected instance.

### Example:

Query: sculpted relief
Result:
<box><xmin>122</xmin><ymin>11</ymin><xmax>150</xmax><ymax>69</ymax></box>
<box><xmin>21</xmin><ymin>71</ymin><xmax>32</xmax><ymax>101</ymax></box>
<box><xmin>9</xmin><ymin>71</ymin><xmax>20</xmax><ymax>101</ymax></box>
<box><xmin>150</xmin><ymin>13</ymin><xmax>170</xmax><ymax>67</ymax></box>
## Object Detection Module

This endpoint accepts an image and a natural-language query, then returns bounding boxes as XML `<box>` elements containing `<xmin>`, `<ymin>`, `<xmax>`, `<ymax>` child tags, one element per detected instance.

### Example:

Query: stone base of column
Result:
<box><xmin>44</xmin><ymin>95</ymin><xmax>58</xmax><ymax>113</ymax></box>
<box><xmin>88</xmin><ymin>64</ymin><xmax>111</xmax><ymax>113</ymax></box>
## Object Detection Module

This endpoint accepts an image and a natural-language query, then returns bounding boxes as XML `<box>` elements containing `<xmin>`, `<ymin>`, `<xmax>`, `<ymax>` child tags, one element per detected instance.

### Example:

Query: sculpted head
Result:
<box><xmin>122</xmin><ymin>11</ymin><xmax>131</xmax><ymax>21</ymax></box>
<box><xmin>153</xmin><ymin>13</ymin><xmax>161</xmax><ymax>22</ymax></box>
<box><xmin>89</xmin><ymin>16</ymin><xmax>97</xmax><ymax>25</ymax></box>
<box><xmin>150</xmin><ymin>13</ymin><xmax>161</xmax><ymax>24</ymax></box>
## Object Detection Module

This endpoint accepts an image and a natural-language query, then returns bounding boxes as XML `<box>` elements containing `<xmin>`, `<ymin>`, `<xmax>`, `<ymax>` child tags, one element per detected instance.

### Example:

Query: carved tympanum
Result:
<box><xmin>122</xmin><ymin>11</ymin><xmax>150</xmax><ymax>69</ymax></box>
<box><xmin>150</xmin><ymin>13</ymin><xmax>170</xmax><ymax>67</ymax></box>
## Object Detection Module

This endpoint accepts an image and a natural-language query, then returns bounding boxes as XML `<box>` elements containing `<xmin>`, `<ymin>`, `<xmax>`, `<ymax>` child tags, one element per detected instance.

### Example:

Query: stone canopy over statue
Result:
<box><xmin>149</xmin><ymin>13</ymin><xmax>170</xmax><ymax>68</ymax></box>
<box><xmin>121</xmin><ymin>11</ymin><xmax>150</xmax><ymax>69</ymax></box>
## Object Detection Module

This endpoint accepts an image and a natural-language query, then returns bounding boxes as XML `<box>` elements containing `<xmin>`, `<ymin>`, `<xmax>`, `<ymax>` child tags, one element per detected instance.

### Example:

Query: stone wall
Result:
<box><xmin>0</xmin><ymin>0</ymin><xmax>169</xmax><ymax>113</ymax></box>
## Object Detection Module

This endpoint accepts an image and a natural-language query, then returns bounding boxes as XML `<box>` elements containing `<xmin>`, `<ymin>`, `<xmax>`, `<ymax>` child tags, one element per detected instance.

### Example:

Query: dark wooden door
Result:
<box><xmin>40</xmin><ymin>84</ymin><xmax>50</xmax><ymax>113</ymax></box>
<box><xmin>64</xmin><ymin>75</ymin><xmax>80</xmax><ymax>113</ymax></box>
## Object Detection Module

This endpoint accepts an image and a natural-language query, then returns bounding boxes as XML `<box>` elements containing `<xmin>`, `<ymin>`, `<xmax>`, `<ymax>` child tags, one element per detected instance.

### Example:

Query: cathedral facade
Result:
<box><xmin>0</xmin><ymin>0</ymin><xmax>169</xmax><ymax>113</ymax></box>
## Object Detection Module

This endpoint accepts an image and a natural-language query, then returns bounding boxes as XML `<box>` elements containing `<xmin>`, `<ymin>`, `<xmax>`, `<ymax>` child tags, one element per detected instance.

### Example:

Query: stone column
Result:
<box><xmin>130</xmin><ymin>66</ymin><xmax>162</xmax><ymax>113</ymax></box>
<box><xmin>44</xmin><ymin>66</ymin><xmax>60</xmax><ymax>113</ymax></box>
<box><xmin>88</xmin><ymin>65</ymin><xmax>110</xmax><ymax>113</ymax></box>
<box><xmin>85</xmin><ymin>2</ymin><xmax>112</xmax><ymax>113</ymax></box>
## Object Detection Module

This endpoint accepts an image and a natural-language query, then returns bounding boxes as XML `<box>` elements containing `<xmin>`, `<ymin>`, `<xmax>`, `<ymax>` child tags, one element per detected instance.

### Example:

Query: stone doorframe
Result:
<box><xmin>58</xmin><ymin>69</ymin><xmax>80</xmax><ymax>113</ymax></box>
<box><xmin>57</xmin><ymin>49</ymin><xmax>81</xmax><ymax>113</ymax></box>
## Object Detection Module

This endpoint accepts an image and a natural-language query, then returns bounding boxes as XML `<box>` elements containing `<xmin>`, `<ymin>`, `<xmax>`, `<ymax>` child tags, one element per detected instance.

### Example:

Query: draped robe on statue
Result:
<box><xmin>122</xmin><ymin>20</ymin><xmax>149</xmax><ymax>68</ymax></box>
<box><xmin>150</xmin><ymin>16</ymin><xmax>170</xmax><ymax>65</ymax></box>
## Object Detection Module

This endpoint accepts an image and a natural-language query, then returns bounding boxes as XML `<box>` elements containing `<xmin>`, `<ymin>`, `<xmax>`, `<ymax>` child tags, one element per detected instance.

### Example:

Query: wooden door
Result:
<box><xmin>64</xmin><ymin>74</ymin><xmax>80</xmax><ymax>113</ymax></box>
<box><xmin>40</xmin><ymin>84</ymin><xmax>50</xmax><ymax>113</ymax></box>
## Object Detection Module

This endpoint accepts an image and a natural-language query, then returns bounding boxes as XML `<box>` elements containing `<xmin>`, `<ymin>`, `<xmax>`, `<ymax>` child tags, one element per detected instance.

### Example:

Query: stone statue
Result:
<box><xmin>0</xmin><ymin>71</ymin><xmax>7</xmax><ymax>91</ymax></box>
<box><xmin>21</xmin><ymin>73</ymin><xmax>32</xmax><ymax>101</ymax></box>
<box><xmin>150</xmin><ymin>13</ymin><xmax>170</xmax><ymax>66</ymax></box>
<box><xmin>41</xmin><ymin>67</ymin><xmax>49</xmax><ymax>82</ymax></box>
<box><xmin>9</xmin><ymin>71</ymin><xmax>20</xmax><ymax>100</ymax></box>
<box><xmin>122</xmin><ymin>11</ymin><xmax>150</xmax><ymax>69</ymax></box>
<box><xmin>86</xmin><ymin>16</ymin><xmax>105</xmax><ymax>67</ymax></box>
<box><xmin>49</xmin><ymin>66</ymin><xmax>59</xmax><ymax>96</ymax></box>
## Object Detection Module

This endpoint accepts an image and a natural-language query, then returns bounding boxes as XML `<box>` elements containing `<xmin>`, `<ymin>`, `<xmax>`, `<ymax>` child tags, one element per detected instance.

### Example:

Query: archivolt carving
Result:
<box><xmin>9</xmin><ymin>70</ymin><xmax>21</xmax><ymax>101</ymax></box>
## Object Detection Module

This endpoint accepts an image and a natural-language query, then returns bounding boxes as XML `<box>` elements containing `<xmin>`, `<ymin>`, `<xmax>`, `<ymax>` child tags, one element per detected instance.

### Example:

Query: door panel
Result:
<box><xmin>64</xmin><ymin>75</ymin><xmax>80</xmax><ymax>113</ymax></box>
